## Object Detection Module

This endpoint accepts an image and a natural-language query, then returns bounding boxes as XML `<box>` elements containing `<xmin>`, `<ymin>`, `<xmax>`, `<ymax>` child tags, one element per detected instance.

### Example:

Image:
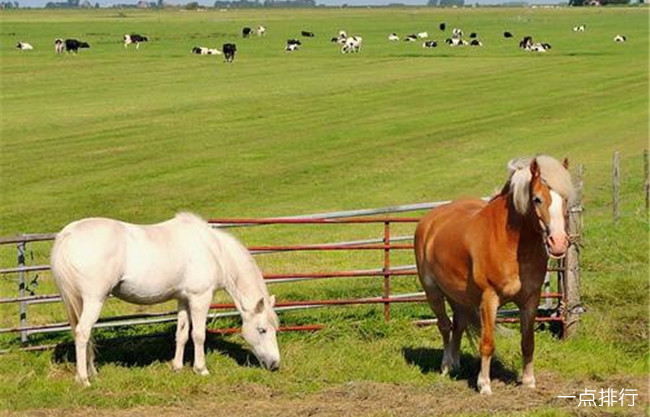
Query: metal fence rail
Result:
<box><xmin>0</xmin><ymin>199</ymin><xmax>580</xmax><ymax>349</ymax></box>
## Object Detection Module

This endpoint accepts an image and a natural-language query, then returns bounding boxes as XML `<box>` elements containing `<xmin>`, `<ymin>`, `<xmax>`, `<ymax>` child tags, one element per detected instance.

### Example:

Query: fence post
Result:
<box><xmin>18</xmin><ymin>241</ymin><xmax>28</xmax><ymax>343</ymax></box>
<box><xmin>563</xmin><ymin>164</ymin><xmax>583</xmax><ymax>339</ymax></box>
<box><xmin>643</xmin><ymin>149</ymin><xmax>650</xmax><ymax>211</ymax></box>
<box><xmin>613</xmin><ymin>151</ymin><xmax>620</xmax><ymax>222</ymax></box>
<box><xmin>383</xmin><ymin>221</ymin><xmax>391</xmax><ymax>322</ymax></box>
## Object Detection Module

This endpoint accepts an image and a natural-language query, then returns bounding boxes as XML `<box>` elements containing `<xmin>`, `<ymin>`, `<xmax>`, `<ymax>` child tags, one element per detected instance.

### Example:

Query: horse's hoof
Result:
<box><xmin>479</xmin><ymin>385</ymin><xmax>492</xmax><ymax>395</ymax></box>
<box><xmin>522</xmin><ymin>379</ymin><xmax>536</xmax><ymax>389</ymax></box>
<box><xmin>76</xmin><ymin>376</ymin><xmax>91</xmax><ymax>388</ymax></box>
<box><xmin>194</xmin><ymin>367</ymin><xmax>209</xmax><ymax>376</ymax></box>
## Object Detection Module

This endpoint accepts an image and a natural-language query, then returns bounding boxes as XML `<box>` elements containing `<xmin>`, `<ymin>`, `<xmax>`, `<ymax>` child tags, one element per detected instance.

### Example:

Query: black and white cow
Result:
<box><xmin>439</xmin><ymin>23</ymin><xmax>446</xmax><ymax>31</ymax></box>
<box><xmin>504</xmin><ymin>31</ymin><xmax>514</xmax><ymax>38</ymax></box>
<box><xmin>445</xmin><ymin>37</ymin><xmax>468</xmax><ymax>47</ymax></box>
<box><xmin>285</xmin><ymin>42</ymin><xmax>299</xmax><ymax>52</ymax></box>
<box><xmin>572</xmin><ymin>25</ymin><xmax>585</xmax><ymax>32</ymax></box>
<box><xmin>65</xmin><ymin>39</ymin><xmax>90</xmax><ymax>53</ymax></box>
<box><xmin>422</xmin><ymin>40</ymin><xmax>437</xmax><ymax>48</ymax></box>
<box><xmin>341</xmin><ymin>36</ymin><xmax>362</xmax><ymax>53</ymax></box>
<box><xmin>470</xmin><ymin>39</ymin><xmax>483</xmax><ymax>47</ymax></box>
<box><xmin>124</xmin><ymin>34</ymin><xmax>148</xmax><ymax>49</ymax></box>
<box><xmin>287</xmin><ymin>39</ymin><xmax>302</xmax><ymax>46</ymax></box>
<box><xmin>404</xmin><ymin>34</ymin><xmax>418</xmax><ymax>42</ymax></box>
<box><xmin>192</xmin><ymin>46</ymin><xmax>221</xmax><ymax>55</ymax></box>
<box><xmin>388</xmin><ymin>33</ymin><xmax>400</xmax><ymax>41</ymax></box>
<box><xmin>223</xmin><ymin>43</ymin><xmax>236</xmax><ymax>62</ymax></box>
<box><xmin>519</xmin><ymin>36</ymin><xmax>533</xmax><ymax>49</ymax></box>
<box><xmin>256</xmin><ymin>25</ymin><xmax>266</xmax><ymax>36</ymax></box>
<box><xmin>16</xmin><ymin>42</ymin><xmax>33</xmax><ymax>50</ymax></box>
<box><xmin>451</xmin><ymin>28</ymin><xmax>463</xmax><ymax>38</ymax></box>
<box><xmin>54</xmin><ymin>38</ymin><xmax>64</xmax><ymax>54</ymax></box>
<box><xmin>469</xmin><ymin>32</ymin><xmax>477</xmax><ymax>39</ymax></box>
<box><xmin>301</xmin><ymin>31</ymin><xmax>315</xmax><ymax>37</ymax></box>
<box><xmin>242</xmin><ymin>27</ymin><xmax>252</xmax><ymax>38</ymax></box>
<box><xmin>614</xmin><ymin>34</ymin><xmax>626</xmax><ymax>42</ymax></box>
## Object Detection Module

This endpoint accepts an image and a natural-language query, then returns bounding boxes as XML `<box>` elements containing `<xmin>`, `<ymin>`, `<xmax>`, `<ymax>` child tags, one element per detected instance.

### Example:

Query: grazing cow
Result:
<box><xmin>285</xmin><ymin>43</ymin><xmax>299</xmax><ymax>52</ymax></box>
<box><xmin>469</xmin><ymin>32</ymin><xmax>477</xmax><ymax>38</ymax></box>
<box><xmin>445</xmin><ymin>37</ymin><xmax>467</xmax><ymax>47</ymax></box>
<box><xmin>519</xmin><ymin>36</ymin><xmax>533</xmax><ymax>49</ymax></box>
<box><xmin>422</xmin><ymin>40</ymin><xmax>437</xmax><ymax>48</ymax></box>
<box><xmin>192</xmin><ymin>46</ymin><xmax>221</xmax><ymax>55</ymax></box>
<box><xmin>341</xmin><ymin>36</ymin><xmax>362</xmax><ymax>54</ymax></box>
<box><xmin>388</xmin><ymin>33</ymin><xmax>400</xmax><ymax>41</ymax></box>
<box><xmin>504</xmin><ymin>31</ymin><xmax>514</xmax><ymax>38</ymax></box>
<box><xmin>439</xmin><ymin>23</ymin><xmax>446</xmax><ymax>31</ymax></box>
<box><xmin>301</xmin><ymin>31</ymin><xmax>315</xmax><ymax>37</ymax></box>
<box><xmin>287</xmin><ymin>39</ymin><xmax>302</xmax><ymax>46</ymax></box>
<box><xmin>526</xmin><ymin>42</ymin><xmax>551</xmax><ymax>52</ymax></box>
<box><xmin>470</xmin><ymin>39</ymin><xmax>483</xmax><ymax>46</ymax></box>
<box><xmin>452</xmin><ymin>28</ymin><xmax>463</xmax><ymax>38</ymax></box>
<box><xmin>65</xmin><ymin>39</ymin><xmax>90</xmax><ymax>53</ymax></box>
<box><xmin>16</xmin><ymin>42</ymin><xmax>33</xmax><ymax>50</ymax></box>
<box><xmin>572</xmin><ymin>25</ymin><xmax>585</xmax><ymax>32</ymax></box>
<box><xmin>256</xmin><ymin>25</ymin><xmax>266</xmax><ymax>36</ymax></box>
<box><xmin>614</xmin><ymin>34</ymin><xmax>626</xmax><ymax>42</ymax></box>
<box><xmin>417</xmin><ymin>32</ymin><xmax>428</xmax><ymax>39</ymax></box>
<box><xmin>405</xmin><ymin>34</ymin><xmax>418</xmax><ymax>42</ymax></box>
<box><xmin>54</xmin><ymin>38</ymin><xmax>64</xmax><ymax>54</ymax></box>
<box><xmin>242</xmin><ymin>27</ymin><xmax>252</xmax><ymax>38</ymax></box>
<box><xmin>223</xmin><ymin>43</ymin><xmax>236</xmax><ymax>62</ymax></box>
<box><xmin>124</xmin><ymin>34</ymin><xmax>148</xmax><ymax>49</ymax></box>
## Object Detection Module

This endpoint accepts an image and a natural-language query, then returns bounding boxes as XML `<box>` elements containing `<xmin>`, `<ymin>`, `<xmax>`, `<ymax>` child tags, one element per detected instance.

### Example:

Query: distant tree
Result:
<box><xmin>568</xmin><ymin>0</ymin><xmax>585</xmax><ymax>5</ymax></box>
<box><xmin>184</xmin><ymin>1</ymin><xmax>198</xmax><ymax>7</ymax></box>
<box><xmin>439</xmin><ymin>0</ymin><xmax>463</xmax><ymax>5</ymax></box>
<box><xmin>427</xmin><ymin>0</ymin><xmax>439</xmax><ymax>5</ymax></box>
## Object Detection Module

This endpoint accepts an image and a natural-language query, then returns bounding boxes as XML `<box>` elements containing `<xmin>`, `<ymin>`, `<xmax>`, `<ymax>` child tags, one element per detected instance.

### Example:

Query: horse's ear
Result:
<box><xmin>269</xmin><ymin>295</ymin><xmax>276</xmax><ymax>308</ymax></box>
<box><xmin>254</xmin><ymin>297</ymin><xmax>265</xmax><ymax>314</ymax></box>
<box><xmin>530</xmin><ymin>158</ymin><xmax>540</xmax><ymax>179</ymax></box>
<box><xmin>562</xmin><ymin>157</ymin><xmax>569</xmax><ymax>169</ymax></box>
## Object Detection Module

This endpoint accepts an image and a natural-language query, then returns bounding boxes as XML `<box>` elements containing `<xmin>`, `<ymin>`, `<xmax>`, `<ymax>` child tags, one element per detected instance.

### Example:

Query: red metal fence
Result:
<box><xmin>0</xmin><ymin>201</ymin><xmax>581</xmax><ymax>350</ymax></box>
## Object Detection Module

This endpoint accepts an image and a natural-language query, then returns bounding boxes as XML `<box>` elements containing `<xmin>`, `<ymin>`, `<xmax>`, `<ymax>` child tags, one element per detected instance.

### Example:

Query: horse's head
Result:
<box><xmin>508</xmin><ymin>155</ymin><xmax>574</xmax><ymax>259</ymax></box>
<box><xmin>241</xmin><ymin>295</ymin><xmax>280</xmax><ymax>371</ymax></box>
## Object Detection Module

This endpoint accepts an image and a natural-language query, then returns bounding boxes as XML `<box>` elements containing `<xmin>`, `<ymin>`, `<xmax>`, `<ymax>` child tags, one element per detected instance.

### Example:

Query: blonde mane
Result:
<box><xmin>505</xmin><ymin>155</ymin><xmax>575</xmax><ymax>215</ymax></box>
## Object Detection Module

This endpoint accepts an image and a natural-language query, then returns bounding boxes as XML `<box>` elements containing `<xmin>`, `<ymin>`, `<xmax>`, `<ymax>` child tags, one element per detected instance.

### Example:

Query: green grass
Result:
<box><xmin>0</xmin><ymin>6</ymin><xmax>648</xmax><ymax>416</ymax></box>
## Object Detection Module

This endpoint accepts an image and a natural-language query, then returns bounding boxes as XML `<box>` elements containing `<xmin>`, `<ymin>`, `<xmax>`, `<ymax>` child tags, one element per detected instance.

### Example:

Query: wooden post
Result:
<box><xmin>563</xmin><ymin>164</ymin><xmax>583</xmax><ymax>339</ymax></box>
<box><xmin>613</xmin><ymin>152</ymin><xmax>620</xmax><ymax>222</ymax></box>
<box><xmin>643</xmin><ymin>149</ymin><xmax>650</xmax><ymax>211</ymax></box>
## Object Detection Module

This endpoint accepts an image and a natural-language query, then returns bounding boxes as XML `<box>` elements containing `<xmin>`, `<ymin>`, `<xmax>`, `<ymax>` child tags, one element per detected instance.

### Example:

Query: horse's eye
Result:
<box><xmin>533</xmin><ymin>196</ymin><xmax>543</xmax><ymax>205</ymax></box>
<box><xmin>257</xmin><ymin>328</ymin><xmax>267</xmax><ymax>335</ymax></box>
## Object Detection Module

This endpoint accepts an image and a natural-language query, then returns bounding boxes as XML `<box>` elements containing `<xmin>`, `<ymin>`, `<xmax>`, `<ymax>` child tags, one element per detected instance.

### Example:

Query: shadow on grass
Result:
<box><xmin>52</xmin><ymin>331</ymin><xmax>261</xmax><ymax>369</ymax></box>
<box><xmin>402</xmin><ymin>347</ymin><xmax>518</xmax><ymax>391</ymax></box>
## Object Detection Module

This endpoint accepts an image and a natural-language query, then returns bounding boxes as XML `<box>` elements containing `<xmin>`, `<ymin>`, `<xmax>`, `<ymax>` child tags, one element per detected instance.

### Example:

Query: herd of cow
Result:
<box><xmin>14</xmin><ymin>22</ymin><xmax>628</xmax><ymax>61</ymax></box>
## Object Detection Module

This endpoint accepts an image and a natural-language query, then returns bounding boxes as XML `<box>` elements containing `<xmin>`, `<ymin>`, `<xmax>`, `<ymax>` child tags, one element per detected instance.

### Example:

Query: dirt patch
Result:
<box><xmin>5</xmin><ymin>372</ymin><xmax>647</xmax><ymax>417</ymax></box>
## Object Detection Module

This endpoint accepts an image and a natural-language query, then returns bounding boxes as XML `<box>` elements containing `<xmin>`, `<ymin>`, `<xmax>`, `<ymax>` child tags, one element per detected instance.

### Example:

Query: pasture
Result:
<box><xmin>1</xmin><ymin>6</ymin><xmax>648</xmax><ymax>416</ymax></box>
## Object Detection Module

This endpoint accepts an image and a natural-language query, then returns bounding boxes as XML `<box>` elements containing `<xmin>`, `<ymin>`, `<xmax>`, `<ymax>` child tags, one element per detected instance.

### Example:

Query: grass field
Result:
<box><xmin>0</xmin><ymin>6</ymin><xmax>649</xmax><ymax>416</ymax></box>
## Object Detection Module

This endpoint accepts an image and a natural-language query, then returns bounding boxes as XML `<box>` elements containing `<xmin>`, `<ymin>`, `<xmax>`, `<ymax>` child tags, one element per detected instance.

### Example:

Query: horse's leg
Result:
<box><xmin>477</xmin><ymin>288</ymin><xmax>499</xmax><ymax>395</ymax></box>
<box><xmin>423</xmin><ymin>279</ymin><xmax>453</xmax><ymax>375</ymax></box>
<box><xmin>449</xmin><ymin>302</ymin><xmax>471</xmax><ymax>371</ymax></box>
<box><xmin>74</xmin><ymin>300</ymin><xmax>103</xmax><ymax>387</ymax></box>
<box><xmin>188</xmin><ymin>292</ymin><xmax>212</xmax><ymax>376</ymax></box>
<box><xmin>172</xmin><ymin>299</ymin><xmax>190</xmax><ymax>372</ymax></box>
<box><xmin>519</xmin><ymin>295</ymin><xmax>540</xmax><ymax>389</ymax></box>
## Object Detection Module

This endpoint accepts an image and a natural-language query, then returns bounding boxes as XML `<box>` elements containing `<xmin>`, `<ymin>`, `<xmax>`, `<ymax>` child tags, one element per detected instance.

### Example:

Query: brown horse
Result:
<box><xmin>414</xmin><ymin>155</ymin><xmax>574</xmax><ymax>395</ymax></box>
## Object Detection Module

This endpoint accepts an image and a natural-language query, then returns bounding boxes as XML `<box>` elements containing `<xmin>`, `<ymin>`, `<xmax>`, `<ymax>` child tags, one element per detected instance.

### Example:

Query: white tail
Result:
<box><xmin>51</xmin><ymin>230</ymin><xmax>84</xmax><ymax>342</ymax></box>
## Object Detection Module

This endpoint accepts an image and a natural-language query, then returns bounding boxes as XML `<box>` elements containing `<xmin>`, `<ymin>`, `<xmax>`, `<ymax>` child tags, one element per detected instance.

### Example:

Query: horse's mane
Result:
<box><xmin>502</xmin><ymin>155</ymin><xmax>575</xmax><ymax>215</ymax></box>
<box><xmin>175</xmin><ymin>212</ymin><xmax>278</xmax><ymax>326</ymax></box>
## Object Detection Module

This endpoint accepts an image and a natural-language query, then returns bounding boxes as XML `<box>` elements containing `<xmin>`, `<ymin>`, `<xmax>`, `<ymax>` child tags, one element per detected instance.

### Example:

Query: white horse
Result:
<box><xmin>51</xmin><ymin>212</ymin><xmax>280</xmax><ymax>387</ymax></box>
